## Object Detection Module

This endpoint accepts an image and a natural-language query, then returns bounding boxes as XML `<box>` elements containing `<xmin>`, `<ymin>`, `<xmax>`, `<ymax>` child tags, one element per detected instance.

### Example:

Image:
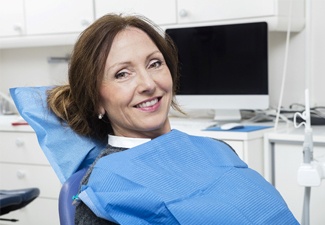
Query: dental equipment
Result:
<box><xmin>294</xmin><ymin>89</ymin><xmax>325</xmax><ymax>225</ymax></box>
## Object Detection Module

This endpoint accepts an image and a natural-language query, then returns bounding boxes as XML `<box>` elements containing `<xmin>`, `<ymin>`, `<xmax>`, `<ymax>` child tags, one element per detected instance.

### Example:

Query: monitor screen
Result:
<box><xmin>166</xmin><ymin>22</ymin><xmax>269</xmax><ymax>121</ymax></box>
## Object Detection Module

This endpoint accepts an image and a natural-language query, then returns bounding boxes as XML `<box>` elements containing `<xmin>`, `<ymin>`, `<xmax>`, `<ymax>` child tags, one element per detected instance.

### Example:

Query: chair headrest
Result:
<box><xmin>10</xmin><ymin>86</ymin><xmax>105</xmax><ymax>183</ymax></box>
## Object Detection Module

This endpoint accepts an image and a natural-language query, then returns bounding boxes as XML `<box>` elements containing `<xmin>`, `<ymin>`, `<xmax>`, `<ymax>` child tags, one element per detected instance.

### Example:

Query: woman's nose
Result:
<box><xmin>137</xmin><ymin>70</ymin><xmax>156</xmax><ymax>94</ymax></box>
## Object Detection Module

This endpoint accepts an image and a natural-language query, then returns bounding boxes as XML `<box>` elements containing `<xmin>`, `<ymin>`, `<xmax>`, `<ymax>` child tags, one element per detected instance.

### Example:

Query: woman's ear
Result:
<box><xmin>98</xmin><ymin>104</ymin><xmax>106</xmax><ymax>116</ymax></box>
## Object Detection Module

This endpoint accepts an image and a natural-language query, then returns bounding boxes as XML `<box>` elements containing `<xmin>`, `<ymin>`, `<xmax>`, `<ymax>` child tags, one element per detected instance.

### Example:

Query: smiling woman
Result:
<box><xmin>45</xmin><ymin>13</ymin><xmax>298</xmax><ymax>225</ymax></box>
<box><xmin>98</xmin><ymin>27</ymin><xmax>173</xmax><ymax>138</ymax></box>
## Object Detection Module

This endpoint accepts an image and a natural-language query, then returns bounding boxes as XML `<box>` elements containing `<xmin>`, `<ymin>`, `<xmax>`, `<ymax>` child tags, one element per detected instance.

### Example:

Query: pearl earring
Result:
<box><xmin>98</xmin><ymin>114</ymin><xmax>103</xmax><ymax>119</ymax></box>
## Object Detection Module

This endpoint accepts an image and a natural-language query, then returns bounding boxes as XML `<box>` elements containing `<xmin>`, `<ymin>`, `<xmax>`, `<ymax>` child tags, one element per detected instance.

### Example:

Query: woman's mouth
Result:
<box><xmin>135</xmin><ymin>97</ymin><xmax>161</xmax><ymax>109</ymax></box>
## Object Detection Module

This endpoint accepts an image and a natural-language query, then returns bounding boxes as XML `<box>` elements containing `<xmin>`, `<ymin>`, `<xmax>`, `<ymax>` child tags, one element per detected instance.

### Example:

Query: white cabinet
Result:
<box><xmin>177</xmin><ymin>0</ymin><xmax>274</xmax><ymax>24</ymax></box>
<box><xmin>264</xmin><ymin>126</ymin><xmax>325</xmax><ymax>225</ymax></box>
<box><xmin>25</xmin><ymin>0</ymin><xmax>94</xmax><ymax>35</ymax></box>
<box><xmin>0</xmin><ymin>0</ymin><xmax>25</xmax><ymax>37</ymax></box>
<box><xmin>95</xmin><ymin>0</ymin><xmax>177</xmax><ymax>26</ymax></box>
<box><xmin>169</xmin><ymin>117</ymin><xmax>272</xmax><ymax>176</ymax></box>
<box><xmin>0</xmin><ymin>0</ymin><xmax>305</xmax><ymax>48</ymax></box>
<box><xmin>176</xmin><ymin>0</ymin><xmax>304</xmax><ymax>31</ymax></box>
<box><xmin>0</xmin><ymin>128</ymin><xmax>61</xmax><ymax>225</ymax></box>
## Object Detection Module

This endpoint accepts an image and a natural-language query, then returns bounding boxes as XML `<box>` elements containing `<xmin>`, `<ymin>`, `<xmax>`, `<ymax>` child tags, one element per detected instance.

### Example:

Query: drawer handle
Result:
<box><xmin>80</xmin><ymin>19</ymin><xmax>90</xmax><ymax>26</ymax></box>
<box><xmin>17</xmin><ymin>170</ymin><xmax>26</xmax><ymax>179</ymax></box>
<box><xmin>15</xmin><ymin>138</ymin><xmax>25</xmax><ymax>147</ymax></box>
<box><xmin>179</xmin><ymin>9</ymin><xmax>188</xmax><ymax>18</ymax></box>
<box><xmin>13</xmin><ymin>23</ymin><xmax>23</xmax><ymax>33</ymax></box>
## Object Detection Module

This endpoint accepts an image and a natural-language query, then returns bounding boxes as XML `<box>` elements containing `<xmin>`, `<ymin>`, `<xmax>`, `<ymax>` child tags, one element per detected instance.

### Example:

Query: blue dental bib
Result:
<box><xmin>79</xmin><ymin>130</ymin><xmax>298</xmax><ymax>225</ymax></box>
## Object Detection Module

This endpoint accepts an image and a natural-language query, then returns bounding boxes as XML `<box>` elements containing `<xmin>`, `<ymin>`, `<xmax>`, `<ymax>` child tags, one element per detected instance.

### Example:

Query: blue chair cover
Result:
<box><xmin>10</xmin><ymin>86</ymin><xmax>105</xmax><ymax>183</ymax></box>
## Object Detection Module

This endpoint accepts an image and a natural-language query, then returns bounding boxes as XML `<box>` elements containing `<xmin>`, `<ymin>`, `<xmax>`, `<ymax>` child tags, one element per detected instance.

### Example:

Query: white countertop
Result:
<box><xmin>169</xmin><ymin>116</ymin><xmax>275</xmax><ymax>141</ymax></box>
<box><xmin>266</xmin><ymin>124</ymin><xmax>325</xmax><ymax>144</ymax></box>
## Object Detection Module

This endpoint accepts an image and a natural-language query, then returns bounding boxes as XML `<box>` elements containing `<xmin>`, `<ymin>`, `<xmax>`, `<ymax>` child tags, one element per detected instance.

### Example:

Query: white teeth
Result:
<box><xmin>137</xmin><ymin>99</ymin><xmax>158</xmax><ymax>108</ymax></box>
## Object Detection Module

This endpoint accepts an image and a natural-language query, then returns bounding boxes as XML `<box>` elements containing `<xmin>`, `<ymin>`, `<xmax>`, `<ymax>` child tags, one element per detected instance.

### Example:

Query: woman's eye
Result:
<box><xmin>115</xmin><ymin>71</ymin><xmax>128</xmax><ymax>79</ymax></box>
<box><xmin>148</xmin><ymin>60</ymin><xmax>162</xmax><ymax>69</ymax></box>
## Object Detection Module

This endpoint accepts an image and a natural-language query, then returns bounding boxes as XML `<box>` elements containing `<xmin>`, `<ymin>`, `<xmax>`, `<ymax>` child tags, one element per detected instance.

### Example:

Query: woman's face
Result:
<box><xmin>98</xmin><ymin>27</ymin><xmax>173</xmax><ymax>139</ymax></box>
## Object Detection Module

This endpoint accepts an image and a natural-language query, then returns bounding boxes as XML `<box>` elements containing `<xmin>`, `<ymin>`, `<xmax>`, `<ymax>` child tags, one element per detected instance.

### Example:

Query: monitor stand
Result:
<box><xmin>213</xmin><ymin>109</ymin><xmax>241</xmax><ymax>122</ymax></box>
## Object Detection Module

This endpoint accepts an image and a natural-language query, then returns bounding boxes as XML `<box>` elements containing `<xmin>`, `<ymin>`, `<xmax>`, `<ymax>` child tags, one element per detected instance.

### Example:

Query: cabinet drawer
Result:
<box><xmin>0</xmin><ymin>163</ymin><xmax>61</xmax><ymax>198</ymax></box>
<box><xmin>25</xmin><ymin>0</ymin><xmax>94</xmax><ymax>35</ymax></box>
<box><xmin>177</xmin><ymin>0</ymin><xmax>274</xmax><ymax>24</ymax></box>
<box><xmin>95</xmin><ymin>0</ymin><xmax>177</xmax><ymax>25</ymax></box>
<box><xmin>0</xmin><ymin>0</ymin><xmax>25</xmax><ymax>37</ymax></box>
<box><xmin>0</xmin><ymin>132</ymin><xmax>49</xmax><ymax>165</ymax></box>
<box><xmin>0</xmin><ymin>198</ymin><xmax>59</xmax><ymax>225</ymax></box>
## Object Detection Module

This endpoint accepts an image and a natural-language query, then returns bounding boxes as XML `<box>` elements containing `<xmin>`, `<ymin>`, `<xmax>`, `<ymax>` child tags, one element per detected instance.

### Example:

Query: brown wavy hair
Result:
<box><xmin>47</xmin><ymin>13</ymin><xmax>181</xmax><ymax>142</ymax></box>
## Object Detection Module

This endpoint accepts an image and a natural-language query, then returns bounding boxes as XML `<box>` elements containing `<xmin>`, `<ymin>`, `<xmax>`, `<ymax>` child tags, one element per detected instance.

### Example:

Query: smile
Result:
<box><xmin>135</xmin><ymin>98</ymin><xmax>160</xmax><ymax>108</ymax></box>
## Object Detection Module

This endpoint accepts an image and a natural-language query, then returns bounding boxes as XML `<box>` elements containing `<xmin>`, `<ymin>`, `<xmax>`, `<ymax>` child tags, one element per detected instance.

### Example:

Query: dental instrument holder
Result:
<box><xmin>294</xmin><ymin>89</ymin><xmax>325</xmax><ymax>187</ymax></box>
<box><xmin>294</xmin><ymin>89</ymin><xmax>325</xmax><ymax>225</ymax></box>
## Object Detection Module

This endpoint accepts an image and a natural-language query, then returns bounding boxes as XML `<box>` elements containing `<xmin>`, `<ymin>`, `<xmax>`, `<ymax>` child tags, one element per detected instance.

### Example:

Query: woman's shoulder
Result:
<box><xmin>81</xmin><ymin>145</ymin><xmax>128</xmax><ymax>185</ymax></box>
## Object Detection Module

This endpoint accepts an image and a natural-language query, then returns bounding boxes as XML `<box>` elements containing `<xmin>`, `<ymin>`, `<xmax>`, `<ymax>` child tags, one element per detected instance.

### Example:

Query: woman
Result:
<box><xmin>47</xmin><ymin>14</ymin><xmax>298</xmax><ymax>224</ymax></box>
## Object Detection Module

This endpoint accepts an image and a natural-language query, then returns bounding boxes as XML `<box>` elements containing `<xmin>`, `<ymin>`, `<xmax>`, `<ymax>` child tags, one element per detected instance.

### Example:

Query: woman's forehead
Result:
<box><xmin>105</xmin><ymin>28</ymin><xmax>160</xmax><ymax>66</ymax></box>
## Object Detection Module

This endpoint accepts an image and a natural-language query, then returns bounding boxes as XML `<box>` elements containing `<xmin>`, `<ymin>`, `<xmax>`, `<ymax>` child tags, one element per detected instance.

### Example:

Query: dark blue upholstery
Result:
<box><xmin>59</xmin><ymin>168</ymin><xmax>87</xmax><ymax>225</ymax></box>
<box><xmin>0</xmin><ymin>188</ymin><xmax>40</xmax><ymax>219</ymax></box>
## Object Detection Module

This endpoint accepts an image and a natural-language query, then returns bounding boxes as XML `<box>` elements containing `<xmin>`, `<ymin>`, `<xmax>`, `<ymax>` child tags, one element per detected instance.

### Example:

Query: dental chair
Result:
<box><xmin>0</xmin><ymin>187</ymin><xmax>40</xmax><ymax>222</ymax></box>
<box><xmin>58</xmin><ymin>167</ymin><xmax>88</xmax><ymax>225</ymax></box>
<box><xmin>9</xmin><ymin>86</ymin><xmax>300</xmax><ymax>225</ymax></box>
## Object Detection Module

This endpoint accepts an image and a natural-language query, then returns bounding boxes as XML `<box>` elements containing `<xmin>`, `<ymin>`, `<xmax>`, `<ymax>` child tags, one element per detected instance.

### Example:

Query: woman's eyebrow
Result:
<box><xmin>106</xmin><ymin>50</ymin><xmax>162</xmax><ymax>72</ymax></box>
<box><xmin>106</xmin><ymin>61</ymin><xmax>131</xmax><ymax>73</ymax></box>
<box><xmin>146</xmin><ymin>50</ymin><xmax>163</xmax><ymax>60</ymax></box>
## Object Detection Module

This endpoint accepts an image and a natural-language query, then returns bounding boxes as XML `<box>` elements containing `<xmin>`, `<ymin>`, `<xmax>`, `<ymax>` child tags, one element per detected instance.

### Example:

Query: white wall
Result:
<box><xmin>1</xmin><ymin>0</ymin><xmax>325</xmax><ymax>109</ymax></box>
<box><xmin>309</xmin><ymin>0</ymin><xmax>325</xmax><ymax>107</ymax></box>
<box><xmin>268</xmin><ymin>0</ymin><xmax>325</xmax><ymax>109</ymax></box>
<box><xmin>0</xmin><ymin>46</ymin><xmax>72</xmax><ymax>96</ymax></box>
<box><xmin>268</xmin><ymin>31</ymin><xmax>305</xmax><ymax>108</ymax></box>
